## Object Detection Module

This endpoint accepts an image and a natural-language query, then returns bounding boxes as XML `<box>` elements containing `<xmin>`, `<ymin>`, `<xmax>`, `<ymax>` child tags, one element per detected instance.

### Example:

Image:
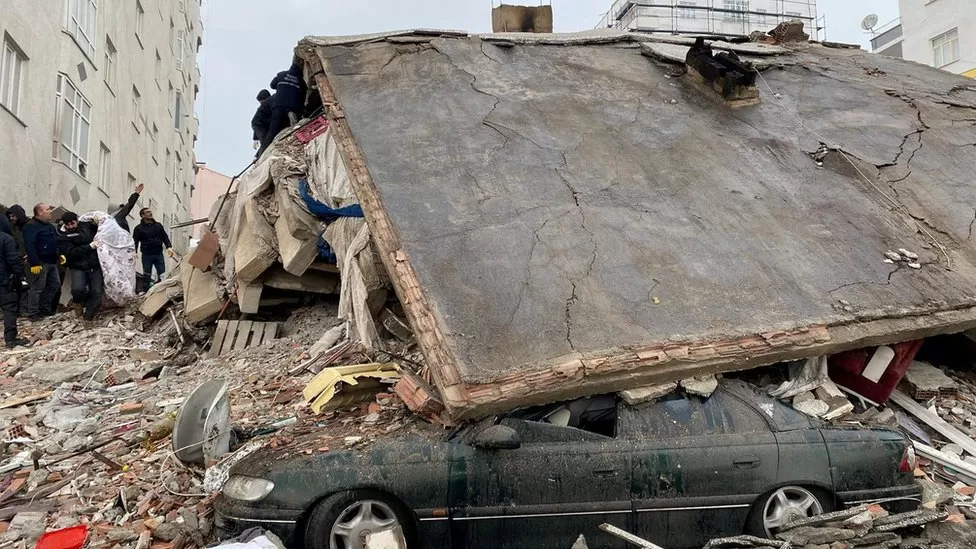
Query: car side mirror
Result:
<box><xmin>471</xmin><ymin>425</ymin><xmax>522</xmax><ymax>450</ymax></box>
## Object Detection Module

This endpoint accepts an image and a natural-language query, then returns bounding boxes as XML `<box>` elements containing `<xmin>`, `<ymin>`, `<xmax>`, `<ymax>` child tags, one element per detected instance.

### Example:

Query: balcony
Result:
<box><xmin>870</xmin><ymin>18</ymin><xmax>903</xmax><ymax>57</ymax></box>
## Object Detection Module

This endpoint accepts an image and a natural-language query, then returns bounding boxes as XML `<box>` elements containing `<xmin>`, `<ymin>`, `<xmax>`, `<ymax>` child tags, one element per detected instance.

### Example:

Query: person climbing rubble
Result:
<box><xmin>251</xmin><ymin>89</ymin><xmax>273</xmax><ymax>153</ymax></box>
<box><xmin>0</xmin><ymin>217</ymin><xmax>27</xmax><ymax>348</ymax></box>
<box><xmin>258</xmin><ymin>60</ymin><xmax>307</xmax><ymax>156</ymax></box>
<box><xmin>80</xmin><ymin>211</ymin><xmax>137</xmax><ymax>306</ymax></box>
<box><xmin>57</xmin><ymin>211</ymin><xmax>104</xmax><ymax>322</ymax></box>
<box><xmin>22</xmin><ymin>203</ymin><xmax>61</xmax><ymax>320</ymax></box>
<box><xmin>132</xmin><ymin>207</ymin><xmax>173</xmax><ymax>290</ymax></box>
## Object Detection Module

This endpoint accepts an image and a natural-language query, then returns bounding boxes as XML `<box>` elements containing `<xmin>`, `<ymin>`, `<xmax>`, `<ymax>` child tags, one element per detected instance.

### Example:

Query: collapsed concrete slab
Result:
<box><xmin>274</xmin><ymin>177</ymin><xmax>321</xmax><ymax>276</ymax></box>
<box><xmin>299</xmin><ymin>31</ymin><xmax>976</xmax><ymax>419</ymax></box>
<box><xmin>181</xmin><ymin>261</ymin><xmax>223</xmax><ymax>325</ymax></box>
<box><xmin>264</xmin><ymin>267</ymin><xmax>339</xmax><ymax>294</ymax></box>
<box><xmin>234</xmin><ymin>198</ymin><xmax>277</xmax><ymax>283</ymax></box>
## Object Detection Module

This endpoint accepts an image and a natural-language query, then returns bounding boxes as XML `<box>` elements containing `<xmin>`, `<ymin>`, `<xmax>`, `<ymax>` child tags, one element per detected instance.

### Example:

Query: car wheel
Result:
<box><xmin>747</xmin><ymin>486</ymin><xmax>832</xmax><ymax>538</ymax></box>
<box><xmin>305</xmin><ymin>490</ymin><xmax>416</xmax><ymax>549</ymax></box>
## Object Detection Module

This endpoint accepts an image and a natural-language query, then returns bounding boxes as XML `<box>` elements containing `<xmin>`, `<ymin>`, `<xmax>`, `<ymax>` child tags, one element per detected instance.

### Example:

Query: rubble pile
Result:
<box><xmin>705</xmin><ymin>506</ymin><xmax>950</xmax><ymax>549</ymax></box>
<box><xmin>0</xmin><ymin>299</ymin><xmax>421</xmax><ymax>549</ymax></box>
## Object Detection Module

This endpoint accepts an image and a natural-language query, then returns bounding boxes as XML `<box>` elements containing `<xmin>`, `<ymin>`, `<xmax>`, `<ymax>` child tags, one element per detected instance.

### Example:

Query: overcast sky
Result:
<box><xmin>195</xmin><ymin>0</ymin><xmax>899</xmax><ymax>176</ymax></box>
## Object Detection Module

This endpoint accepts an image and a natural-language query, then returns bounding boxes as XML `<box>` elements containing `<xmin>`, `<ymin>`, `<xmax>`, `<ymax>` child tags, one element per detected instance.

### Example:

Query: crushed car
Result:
<box><xmin>214</xmin><ymin>380</ymin><xmax>920</xmax><ymax>549</ymax></box>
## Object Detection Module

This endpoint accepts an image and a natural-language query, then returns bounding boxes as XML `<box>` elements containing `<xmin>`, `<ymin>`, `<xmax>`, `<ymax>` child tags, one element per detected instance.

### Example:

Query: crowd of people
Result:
<box><xmin>0</xmin><ymin>184</ymin><xmax>175</xmax><ymax>350</ymax></box>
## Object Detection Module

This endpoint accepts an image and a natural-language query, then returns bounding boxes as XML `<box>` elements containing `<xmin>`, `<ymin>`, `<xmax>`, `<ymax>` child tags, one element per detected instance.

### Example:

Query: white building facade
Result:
<box><xmin>600</xmin><ymin>0</ymin><xmax>820</xmax><ymax>39</ymax></box>
<box><xmin>870</xmin><ymin>0</ymin><xmax>975</xmax><ymax>78</ymax></box>
<box><xmin>0</xmin><ymin>0</ymin><xmax>202</xmax><ymax>250</ymax></box>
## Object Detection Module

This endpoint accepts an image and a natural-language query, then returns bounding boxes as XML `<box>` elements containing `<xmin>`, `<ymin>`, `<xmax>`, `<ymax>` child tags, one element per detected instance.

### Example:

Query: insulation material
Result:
<box><xmin>80</xmin><ymin>211</ymin><xmax>136</xmax><ymax>306</ymax></box>
<box><xmin>307</xmin><ymin>132</ymin><xmax>389</xmax><ymax>350</ymax></box>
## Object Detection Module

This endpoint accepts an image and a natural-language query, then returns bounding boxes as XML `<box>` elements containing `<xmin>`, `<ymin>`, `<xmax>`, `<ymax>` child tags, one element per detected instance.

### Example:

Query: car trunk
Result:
<box><xmin>821</xmin><ymin>427</ymin><xmax>913</xmax><ymax>500</ymax></box>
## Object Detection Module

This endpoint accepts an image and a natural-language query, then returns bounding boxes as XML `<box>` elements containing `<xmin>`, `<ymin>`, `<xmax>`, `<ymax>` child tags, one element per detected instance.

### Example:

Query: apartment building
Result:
<box><xmin>0</xmin><ymin>0</ymin><xmax>202</xmax><ymax>250</ymax></box>
<box><xmin>870</xmin><ymin>0</ymin><xmax>975</xmax><ymax>78</ymax></box>
<box><xmin>600</xmin><ymin>0</ymin><xmax>821</xmax><ymax>39</ymax></box>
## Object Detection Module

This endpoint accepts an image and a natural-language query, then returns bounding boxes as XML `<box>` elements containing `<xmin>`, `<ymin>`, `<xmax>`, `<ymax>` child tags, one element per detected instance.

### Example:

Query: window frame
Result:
<box><xmin>723</xmin><ymin>0</ymin><xmax>749</xmax><ymax>22</ymax></box>
<box><xmin>54</xmin><ymin>73</ymin><xmax>92</xmax><ymax>179</ymax></box>
<box><xmin>97</xmin><ymin>143</ymin><xmax>111</xmax><ymax>193</ymax></box>
<box><xmin>677</xmin><ymin>0</ymin><xmax>698</xmax><ymax>20</ymax></box>
<box><xmin>932</xmin><ymin>28</ymin><xmax>960</xmax><ymax>68</ymax></box>
<box><xmin>0</xmin><ymin>35</ymin><xmax>27</xmax><ymax>119</ymax></box>
<box><xmin>103</xmin><ymin>36</ymin><xmax>117</xmax><ymax>93</ymax></box>
<box><xmin>65</xmin><ymin>0</ymin><xmax>98</xmax><ymax>61</ymax></box>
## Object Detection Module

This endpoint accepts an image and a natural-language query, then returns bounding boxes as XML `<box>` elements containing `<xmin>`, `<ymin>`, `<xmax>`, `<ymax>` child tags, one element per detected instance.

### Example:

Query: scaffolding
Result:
<box><xmin>599</xmin><ymin>0</ymin><xmax>824</xmax><ymax>40</ymax></box>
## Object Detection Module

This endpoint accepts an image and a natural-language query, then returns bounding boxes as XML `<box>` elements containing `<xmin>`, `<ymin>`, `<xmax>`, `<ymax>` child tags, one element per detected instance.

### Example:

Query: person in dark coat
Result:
<box><xmin>251</xmin><ymin>89</ymin><xmax>273</xmax><ymax>151</ymax></box>
<box><xmin>133</xmin><ymin>207</ymin><xmax>173</xmax><ymax>288</ymax></box>
<box><xmin>111</xmin><ymin>183</ymin><xmax>144</xmax><ymax>233</ymax></box>
<box><xmin>21</xmin><ymin>204</ymin><xmax>61</xmax><ymax>320</ymax></box>
<box><xmin>259</xmin><ymin>61</ymin><xmax>307</xmax><ymax>156</ymax></box>
<box><xmin>5</xmin><ymin>204</ymin><xmax>28</xmax><ymax>259</ymax></box>
<box><xmin>57</xmin><ymin>212</ymin><xmax>103</xmax><ymax>321</ymax></box>
<box><xmin>0</xmin><ymin>218</ymin><xmax>27</xmax><ymax>348</ymax></box>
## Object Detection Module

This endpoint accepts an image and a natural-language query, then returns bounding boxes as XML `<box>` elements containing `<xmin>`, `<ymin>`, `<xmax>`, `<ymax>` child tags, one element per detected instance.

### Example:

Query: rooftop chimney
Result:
<box><xmin>491</xmin><ymin>3</ymin><xmax>553</xmax><ymax>33</ymax></box>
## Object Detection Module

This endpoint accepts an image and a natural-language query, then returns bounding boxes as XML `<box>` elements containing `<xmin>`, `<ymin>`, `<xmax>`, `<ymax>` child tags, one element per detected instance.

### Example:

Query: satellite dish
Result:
<box><xmin>861</xmin><ymin>14</ymin><xmax>879</xmax><ymax>32</ymax></box>
<box><xmin>172</xmin><ymin>379</ymin><xmax>231</xmax><ymax>465</ymax></box>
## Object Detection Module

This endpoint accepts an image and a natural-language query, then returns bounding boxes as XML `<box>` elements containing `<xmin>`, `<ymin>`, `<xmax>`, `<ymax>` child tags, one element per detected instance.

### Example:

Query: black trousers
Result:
<box><xmin>0</xmin><ymin>287</ymin><xmax>17</xmax><ymax>344</ymax></box>
<box><xmin>258</xmin><ymin>106</ymin><xmax>297</xmax><ymax>156</ymax></box>
<box><xmin>70</xmin><ymin>268</ymin><xmax>104</xmax><ymax>321</ymax></box>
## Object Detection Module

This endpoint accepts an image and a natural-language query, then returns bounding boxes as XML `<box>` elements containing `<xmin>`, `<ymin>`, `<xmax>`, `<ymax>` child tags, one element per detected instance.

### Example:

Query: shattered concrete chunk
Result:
<box><xmin>703</xmin><ymin>535</ymin><xmax>787</xmax><ymax>548</ymax></box>
<box><xmin>794</xmin><ymin>398</ymin><xmax>830</xmax><ymax>418</ymax></box>
<box><xmin>681</xmin><ymin>375</ymin><xmax>718</xmax><ymax>397</ymax></box>
<box><xmin>620</xmin><ymin>382</ymin><xmax>678</xmax><ymax>405</ymax></box>
<box><xmin>781</xmin><ymin>506</ymin><xmax>869</xmax><ymax>531</ymax></box>
<box><xmin>874</xmin><ymin>510</ymin><xmax>950</xmax><ymax>532</ymax></box>
<box><xmin>23</xmin><ymin>361</ymin><xmax>100</xmax><ymax>384</ymax></box>
<box><xmin>848</xmin><ymin>532</ymin><xmax>900</xmax><ymax>547</ymax></box>
<box><xmin>919</xmin><ymin>479</ymin><xmax>956</xmax><ymax>508</ymax></box>
<box><xmin>0</xmin><ymin>512</ymin><xmax>47</xmax><ymax>544</ymax></box>
<box><xmin>776</xmin><ymin>527</ymin><xmax>856</xmax><ymax>546</ymax></box>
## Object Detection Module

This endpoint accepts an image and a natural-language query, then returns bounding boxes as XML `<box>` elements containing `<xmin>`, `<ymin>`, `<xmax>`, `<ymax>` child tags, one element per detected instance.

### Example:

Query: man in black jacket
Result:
<box><xmin>259</xmin><ymin>60</ymin><xmax>307</xmax><ymax>156</ymax></box>
<box><xmin>0</xmin><ymin>218</ymin><xmax>27</xmax><ymax>348</ymax></box>
<box><xmin>57</xmin><ymin>212</ymin><xmax>103</xmax><ymax>321</ymax></box>
<box><xmin>21</xmin><ymin>204</ymin><xmax>61</xmax><ymax>320</ymax></box>
<box><xmin>251</xmin><ymin>89</ymin><xmax>273</xmax><ymax>151</ymax></box>
<box><xmin>111</xmin><ymin>183</ymin><xmax>144</xmax><ymax>233</ymax></box>
<box><xmin>133</xmin><ymin>208</ymin><xmax>173</xmax><ymax>289</ymax></box>
<box><xmin>5</xmin><ymin>204</ymin><xmax>28</xmax><ymax>259</ymax></box>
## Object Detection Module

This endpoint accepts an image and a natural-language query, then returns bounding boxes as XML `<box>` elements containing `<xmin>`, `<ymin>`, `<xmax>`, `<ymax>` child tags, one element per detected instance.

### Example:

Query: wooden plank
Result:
<box><xmin>209</xmin><ymin>320</ymin><xmax>230</xmax><ymax>358</ymax></box>
<box><xmin>221</xmin><ymin>320</ymin><xmax>240</xmax><ymax>355</ymax></box>
<box><xmin>0</xmin><ymin>391</ymin><xmax>53</xmax><ymax>410</ymax></box>
<box><xmin>304</xmin><ymin>52</ymin><xmax>463</xmax><ymax>396</ymax></box>
<box><xmin>234</xmin><ymin>321</ymin><xmax>254</xmax><ymax>352</ymax></box>
<box><xmin>250</xmin><ymin>322</ymin><xmax>266</xmax><ymax>348</ymax></box>
<box><xmin>890</xmin><ymin>390</ymin><xmax>976</xmax><ymax>457</ymax></box>
<box><xmin>263</xmin><ymin>322</ymin><xmax>279</xmax><ymax>345</ymax></box>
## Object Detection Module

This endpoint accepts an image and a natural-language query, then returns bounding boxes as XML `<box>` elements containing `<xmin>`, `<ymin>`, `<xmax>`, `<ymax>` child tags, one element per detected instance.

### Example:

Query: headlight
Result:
<box><xmin>223</xmin><ymin>475</ymin><xmax>275</xmax><ymax>501</ymax></box>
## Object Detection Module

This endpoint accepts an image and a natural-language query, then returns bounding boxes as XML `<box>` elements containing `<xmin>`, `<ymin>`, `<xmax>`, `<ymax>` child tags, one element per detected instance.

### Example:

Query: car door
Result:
<box><xmin>623</xmin><ymin>390</ymin><xmax>779</xmax><ymax>549</ymax></box>
<box><xmin>451</xmin><ymin>398</ymin><xmax>632</xmax><ymax>549</ymax></box>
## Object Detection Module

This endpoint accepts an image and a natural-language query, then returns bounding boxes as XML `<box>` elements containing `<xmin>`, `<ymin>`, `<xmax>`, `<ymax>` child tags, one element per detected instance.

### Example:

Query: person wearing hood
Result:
<box><xmin>251</xmin><ymin>89</ymin><xmax>273</xmax><ymax>152</ymax></box>
<box><xmin>111</xmin><ymin>183</ymin><xmax>144</xmax><ymax>233</ymax></box>
<box><xmin>22</xmin><ymin>204</ymin><xmax>61</xmax><ymax>319</ymax></box>
<box><xmin>57</xmin><ymin>212</ymin><xmax>103</xmax><ymax>322</ymax></box>
<box><xmin>259</xmin><ymin>60</ymin><xmax>307</xmax><ymax>156</ymax></box>
<box><xmin>0</xmin><ymin>216</ymin><xmax>27</xmax><ymax>348</ymax></box>
<box><xmin>5</xmin><ymin>204</ymin><xmax>28</xmax><ymax>259</ymax></box>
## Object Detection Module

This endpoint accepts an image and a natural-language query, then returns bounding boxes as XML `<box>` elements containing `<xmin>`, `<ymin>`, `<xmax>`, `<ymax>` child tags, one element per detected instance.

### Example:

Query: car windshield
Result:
<box><xmin>722</xmin><ymin>380</ymin><xmax>814</xmax><ymax>431</ymax></box>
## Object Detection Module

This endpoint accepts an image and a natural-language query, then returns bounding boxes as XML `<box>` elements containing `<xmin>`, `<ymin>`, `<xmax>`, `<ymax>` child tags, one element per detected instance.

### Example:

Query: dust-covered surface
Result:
<box><xmin>306</xmin><ymin>32</ymin><xmax>976</xmax><ymax>416</ymax></box>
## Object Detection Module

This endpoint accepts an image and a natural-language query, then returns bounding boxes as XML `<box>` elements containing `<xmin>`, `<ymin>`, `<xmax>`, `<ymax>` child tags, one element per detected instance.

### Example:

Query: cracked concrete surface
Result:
<box><xmin>313</xmin><ymin>36</ymin><xmax>976</xmax><ymax>391</ymax></box>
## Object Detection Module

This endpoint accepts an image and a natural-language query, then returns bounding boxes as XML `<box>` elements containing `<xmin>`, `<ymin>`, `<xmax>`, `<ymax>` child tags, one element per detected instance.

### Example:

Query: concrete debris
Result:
<box><xmin>766</xmin><ymin>20</ymin><xmax>810</xmax><ymax>44</ymax></box>
<box><xmin>903</xmin><ymin>362</ymin><xmax>959</xmax><ymax>400</ymax></box>
<box><xmin>776</xmin><ymin>526</ymin><xmax>856</xmax><ymax>545</ymax></box>
<box><xmin>620</xmin><ymin>382</ymin><xmax>679</xmax><ymax>405</ymax></box>
<box><xmin>681</xmin><ymin>375</ymin><xmax>718</xmax><ymax>397</ymax></box>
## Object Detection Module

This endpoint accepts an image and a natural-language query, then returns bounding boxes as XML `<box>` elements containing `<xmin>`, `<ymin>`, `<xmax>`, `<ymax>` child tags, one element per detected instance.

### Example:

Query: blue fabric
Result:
<box><xmin>317</xmin><ymin>234</ymin><xmax>337</xmax><ymax>264</ymax></box>
<box><xmin>298</xmin><ymin>180</ymin><xmax>365</xmax><ymax>222</ymax></box>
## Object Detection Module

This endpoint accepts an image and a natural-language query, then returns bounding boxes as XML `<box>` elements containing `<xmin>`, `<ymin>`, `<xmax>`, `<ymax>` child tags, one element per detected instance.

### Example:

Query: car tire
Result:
<box><xmin>746</xmin><ymin>485</ymin><xmax>833</xmax><ymax>539</ymax></box>
<box><xmin>304</xmin><ymin>489</ymin><xmax>418</xmax><ymax>549</ymax></box>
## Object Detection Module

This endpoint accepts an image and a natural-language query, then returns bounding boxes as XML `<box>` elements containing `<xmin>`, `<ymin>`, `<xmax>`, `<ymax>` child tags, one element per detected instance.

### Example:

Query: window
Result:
<box><xmin>619</xmin><ymin>391</ymin><xmax>769</xmax><ymax>439</ymax></box>
<box><xmin>131</xmin><ymin>85</ymin><xmax>141</xmax><ymax>130</ymax></box>
<box><xmin>127</xmin><ymin>173</ymin><xmax>137</xmax><ymax>193</ymax></box>
<box><xmin>756</xmin><ymin>8</ymin><xmax>768</xmax><ymax>26</ymax></box>
<box><xmin>174</xmin><ymin>90</ymin><xmax>183</xmax><ymax>129</ymax></box>
<box><xmin>165</xmin><ymin>149</ymin><xmax>172</xmax><ymax>182</ymax></box>
<box><xmin>175</xmin><ymin>29</ymin><xmax>186</xmax><ymax>71</ymax></box>
<box><xmin>723</xmin><ymin>0</ymin><xmax>749</xmax><ymax>22</ymax></box>
<box><xmin>167</xmin><ymin>82</ymin><xmax>174</xmax><ymax>114</ymax></box>
<box><xmin>677</xmin><ymin>1</ymin><xmax>698</xmax><ymax>19</ymax></box>
<box><xmin>174</xmin><ymin>151</ymin><xmax>182</xmax><ymax>185</ymax></box>
<box><xmin>66</xmin><ymin>0</ymin><xmax>98</xmax><ymax>59</ymax></box>
<box><xmin>155</xmin><ymin>50</ymin><xmax>163</xmax><ymax>86</ymax></box>
<box><xmin>1</xmin><ymin>36</ymin><xmax>27</xmax><ymax>117</ymax></box>
<box><xmin>97</xmin><ymin>143</ymin><xmax>110</xmax><ymax>192</ymax></box>
<box><xmin>135</xmin><ymin>1</ymin><xmax>145</xmax><ymax>46</ymax></box>
<box><xmin>169</xmin><ymin>19</ymin><xmax>176</xmax><ymax>53</ymax></box>
<box><xmin>933</xmin><ymin>28</ymin><xmax>960</xmax><ymax>67</ymax></box>
<box><xmin>103</xmin><ymin>37</ymin><xmax>116</xmax><ymax>91</ymax></box>
<box><xmin>178</xmin><ymin>0</ymin><xmax>186</xmax><ymax>13</ymax></box>
<box><xmin>151</xmin><ymin>124</ymin><xmax>159</xmax><ymax>162</ymax></box>
<box><xmin>55</xmin><ymin>74</ymin><xmax>92</xmax><ymax>177</ymax></box>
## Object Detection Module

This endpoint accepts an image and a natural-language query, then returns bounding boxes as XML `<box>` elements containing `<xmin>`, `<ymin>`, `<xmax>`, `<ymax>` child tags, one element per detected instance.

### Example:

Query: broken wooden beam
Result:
<box><xmin>889</xmin><ymin>390</ymin><xmax>976</xmax><ymax>458</ymax></box>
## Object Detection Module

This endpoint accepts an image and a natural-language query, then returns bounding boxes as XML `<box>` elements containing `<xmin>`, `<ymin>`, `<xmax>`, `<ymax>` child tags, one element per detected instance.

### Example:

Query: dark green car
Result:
<box><xmin>214</xmin><ymin>380</ymin><xmax>920</xmax><ymax>549</ymax></box>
